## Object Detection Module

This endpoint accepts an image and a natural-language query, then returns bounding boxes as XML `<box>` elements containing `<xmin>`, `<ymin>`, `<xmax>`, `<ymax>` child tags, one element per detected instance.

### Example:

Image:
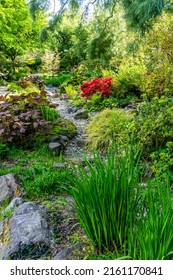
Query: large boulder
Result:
<box><xmin>0</xmin><ymin>202</ymin><xmax>53</xmax><ymax>260</ymax></box>
<box><xmin>0</xmin><ymin>174</ymin><xmax>24</xmax><ymax>205</ymax></box>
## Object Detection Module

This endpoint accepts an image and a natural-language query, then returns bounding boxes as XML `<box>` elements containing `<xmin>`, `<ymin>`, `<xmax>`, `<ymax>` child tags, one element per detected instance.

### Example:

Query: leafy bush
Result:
<box><xmin>139</xmin><ymin>63</ymin><xmax>173</xmax><ymax>99</ymax></box>
<box><xmin>81</xmin><ymin>77</ymin><xmax>113</xmax><ymax>99</ymax></box>
<box><xmin>52</xmin><ymin>118</ymin><xmax>77</xmax><ymax>139</ymax></box>
<box><xmin>150</xmin><ymin>142</ymin><xmax>173</xmax><ymax>180</ymax></box>
<box><xmin>86</xmin><ymin>109</ymin><xmax>133</xmax><ymax>152</ymax></box>
<box><xmin>67</xmin><ymin>65</ymin><xmax>102</xmax><ymax>87</ymax></box>
<box><xmin>0</xmin><ymin>91</ymin><xmax>52</xmax><ymax>144</ymax></box>
<box><xmin>7</xmin><ymin>83</ymin><xmax>23</xmax><ymax>92</ymax></box>
<box><xmin>134</xmin><ymin>96</ymin><xmax>173</xmax><ymax>156</ymax></box>
<box><xmin>69</xmin><ymin>147</ymin><xmax>141</xmax><ymax>252</ymax></box>
<box><xmin>0</xmin><ymin>143</ymin><xmax>9</xmax><ymax>159</ymax></box>
<box><xmin>112</xmin><ymin>57</ymin><xmax>146</xmax><ymax>98</ymax></box>
<box><xmin>64</xmin><ymin>84</ymin><xmax>80</xmax><ymax>100</ymax></box>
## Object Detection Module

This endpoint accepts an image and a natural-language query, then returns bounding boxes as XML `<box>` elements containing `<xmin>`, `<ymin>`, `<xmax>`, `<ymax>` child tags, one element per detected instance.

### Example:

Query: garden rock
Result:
<box><xmin>76</xmin><ymin>137</ymin><xmax>87</xmax><ymax>148</ymax></box>
<box><xmin>54</xmin><ymin>242</ymin><xmax>83</xmax><ymax>260</ymax></box>
<box><xmin>0</xmin><ymin>174</ymin><xmax>24</xmax><ymax>205</ymax></box>
<box><xmin>74</xmin><ymin>109</ymin><xmax>89</xmax><ymax>120</ymax></box>
<box><xmin>49</xmin><ymin>142</ymin><xmax>63</xmax><ymax>156</ymax></box>
<box><xmin>4</xmin><ymin>198</ymin><xmax>23</xmax><ymax>214</ymax></box>
<box><xmin>0</xmin><ymin>202</ymin><xmax>52</xmax><ymax>260</ymax></box>
<box><xmin>50</xmin><ymin>135</ymin><xmax>69</xmax><ymax>148</ymax></box>
<box><xmin>53</xmin><ymin>163</ymin><xmax>66</xmax><ymax>169</ymax></box>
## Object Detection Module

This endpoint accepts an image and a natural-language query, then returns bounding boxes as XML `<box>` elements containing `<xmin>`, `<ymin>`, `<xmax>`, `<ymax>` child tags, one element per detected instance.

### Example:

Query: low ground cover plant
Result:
<box><xmin>0</xmin><ymin>144</ymin><xmax>72</xmax><ymax>197</ymax></box>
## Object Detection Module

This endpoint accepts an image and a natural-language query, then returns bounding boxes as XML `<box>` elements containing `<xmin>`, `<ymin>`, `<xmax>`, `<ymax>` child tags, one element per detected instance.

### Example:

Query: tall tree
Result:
<box><xmin>29</xmin><ymin>0</ymin><xmax>50</xmax><ymax>20</ymax></box>
<box><xmin>0</xmin><ymin>0</ymin><xmax>32</xmax><ymax>72</ymax></box>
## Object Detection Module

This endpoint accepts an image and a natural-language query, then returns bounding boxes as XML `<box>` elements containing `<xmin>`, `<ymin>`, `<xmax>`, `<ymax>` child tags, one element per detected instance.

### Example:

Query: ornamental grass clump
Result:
<box><xmin>69</xmin><ymin>147</ymin><xmax>141</xmax><ymax>253</ymax></box>
<box><xmin>86</xmin><ymin>108</ymin><xmax>133</xmax><ymax>153</ymax></box>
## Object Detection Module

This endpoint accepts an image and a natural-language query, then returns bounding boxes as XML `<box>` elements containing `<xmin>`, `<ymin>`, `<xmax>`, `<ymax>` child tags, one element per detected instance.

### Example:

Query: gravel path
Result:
<box><xmin>46</xmin><ymin>86</ymin><xmax>95</xmax><ymax>158</ymax></box>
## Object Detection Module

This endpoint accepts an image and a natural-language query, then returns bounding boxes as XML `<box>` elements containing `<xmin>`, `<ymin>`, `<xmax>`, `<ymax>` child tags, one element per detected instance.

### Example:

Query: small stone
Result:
<box><xmin>74</xmin><ymin>109</ymin><xmax>89</xmax><ymax>120</ymax></box>
<box><xmin>84</xmin><ymin>166</ymin><xmax>89</xmax><ymax>172</ymax></box>
<box><xmin>71</xmin><ymin>106</ymin><xmax>80</xmax><ymax>113</ymax></box>
<box><xmin>49</xmin><ymin>142</ymin><xmax>62</xmax><ymax>156</ymax></box>
<box><xmin>54</xmin><ymin>242</ymin><xmax>83</xmax><ymax>260</ymax></box>
<box><xmin>76</xmin><ymin>137</ymin><xmax>86</xmax><ymax>148</ymax></box>
<box><xmin>4</xmin><ymin>198</ymin><xmax>23</xmax><ymax>213</ymax></box>
<box><xmin>0</xmin><ymin>174</ymin><xmax>24</xmax><ymax>205</ymax></box>
<box><xmin>53</xmin><ymin>163</ymin><xmax>66</xmax><ymax>169</ymax></box>
<box><xmin>67</xmin><ymin>157</ymin><xmax>83</xmax><ymax>166</ymax></box>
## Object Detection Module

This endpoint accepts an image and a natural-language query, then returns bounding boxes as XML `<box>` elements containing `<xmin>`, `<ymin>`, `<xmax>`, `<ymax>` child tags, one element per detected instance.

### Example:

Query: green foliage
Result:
<box><xmin>7</xmin><ymin>83</ymin><xmax>23</xmax><ymax>92</ymax></box>
<box><xmin>134</xmin><ymin>96</ymin><xmax>173</xmax><ymax>156</ymax></box>
<box><xmin>0</xmin><ymin>144</ymin><xmax>73</xmax><ymax>197</ymax></box>
<box><xmin>64</xmin><ymin>84</ymin><xmax>79</xmax><ymax>100</ymax></box>
<box><xmin>86</xmin><ymin>109</ymin><xmax>133</xmax><ymax>152</ymax></box>
<box><xmin>122</xmin><ymin>0</ymin><xmax>167</xmax><ymax>31</ymax></box>
<box><xmin>22</xmin><ymin>163</ymin><xmax>71</xmax><ymax>197</ymax></box>
<box><xmin>69</xmin><ymin>147</ymin><xmax>141</xmax><ymax>252</ymax></box>
<box><xmin>112</xmin><ymin>57</ymin><xmax>146</xmax><ymax>98</ymax></box>
<box><xmin>0</xmin><ymin>0</ymin><xmax>32</xmax><ymax>70</ymax></box>
<box><xmin>40</xmin><ymin>105</ymin><xmax>60</xmax><ymax>122</ymax></box>
<box><xmin>139</xmin><ymin>64</ymin><xmax>173</xmax><ymax>98</ymax></box>
<box><xmin>150</xmin><ymin>142</ymin><xmax>173</xmax><ymax>179</ymax></box>
<box><xmin>0</xmin><ymin>143</ymin><xmax>9</xmax><ymax>159</ymax></box>
<box><xmin>43</xmin><ymin>73</ymin><xmax>73</xmax><ymax>87</ymax></box>
<box><xmin>132</xmin><ymin>179</ymin><xmax>173</xmax><ymax>260</ymax></box>
<box><xmin>52</xmin><ymin>118</ymin><xmax>77</xmax><ymax>139</ymax></box>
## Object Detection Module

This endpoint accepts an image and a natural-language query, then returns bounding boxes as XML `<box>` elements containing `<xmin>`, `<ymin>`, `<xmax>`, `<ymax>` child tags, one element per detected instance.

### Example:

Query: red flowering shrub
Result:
<box><xmin>80</xmin><ymin>77</ymin><xmax>112</xmax><ymax>99</ymax></box>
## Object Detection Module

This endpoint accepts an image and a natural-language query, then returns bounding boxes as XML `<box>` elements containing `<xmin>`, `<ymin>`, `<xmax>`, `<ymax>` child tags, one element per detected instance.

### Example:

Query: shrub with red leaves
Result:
<box><xmin>80</xmin><ymin>77</ymin><xmax>113</xmax><ymax>99</ymax></box>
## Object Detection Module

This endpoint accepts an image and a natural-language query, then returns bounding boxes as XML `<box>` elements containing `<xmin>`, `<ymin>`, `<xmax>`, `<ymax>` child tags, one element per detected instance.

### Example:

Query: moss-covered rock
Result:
<box><xmin>52</xmin><ymin>118</ymin><xmax>77</xmax><ymax>139</ymax></box>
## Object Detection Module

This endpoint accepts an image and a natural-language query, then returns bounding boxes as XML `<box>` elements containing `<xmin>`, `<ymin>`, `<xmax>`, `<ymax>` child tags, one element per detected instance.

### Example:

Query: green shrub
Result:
<box><xmin>0</xmin><ymin>143</ymin><xmax>9</xmax><ymax>159</ymax></box>
<box><xmin>64</xmin><ymin>84</ymin><xmax>80</xmax><ymax>100</ymax></box>
<box><xmin>134</xmin><ymin>96</ymin><xmax>173</xmax><ymax>156</ymax></box>
<box><xmin>139</xmin><ymin>63</ymin><xmax>173</xmax><ymax>99</ymax></box>
<box><xmin>150</xmin><ymin>142</ymin><xmax>173</xmax><ymax>180</ymax></box>
<box><xmin>69</xmin><ymin>147</ymin><xmax>141</xmax><ymax>252</ymax></box>
<box><xmin>86</xmin><ymin>108</ymin><xmax>133</xmax><ymax>152</ymax></box>
<box><xmin>112</xmin><ymin>57</ymin><xmax>146</xmax><ymax>98</ymax></box>
<box><xmin>7</xmin><ymin>83</ymin><xmax>23</xmax><ymax>92</ymax></box>
<box><xmin>67</xmin><ymin>65</ymin><xmax>102</xmax><ymax>87</ymax></box>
